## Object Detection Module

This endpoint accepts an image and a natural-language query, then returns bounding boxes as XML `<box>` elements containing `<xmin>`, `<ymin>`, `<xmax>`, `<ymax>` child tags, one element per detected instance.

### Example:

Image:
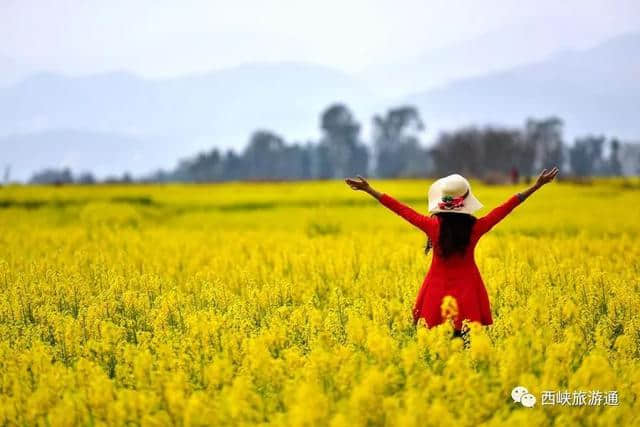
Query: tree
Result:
<box><xmin>299</xmin><ymin>142</ymin><xmax>314</xmax><ymax>180</ymax></box>
<box><xmin>569</xmin><ymin>135</ymin><xmax>605</xmax><ymax>177</ymax></box>
<box><xmin>243</xmin><ymin>130</ymin><xmax>287</xmax><ymax>180</ymax></box>
<box><xmin>609</xmin><ymin>138</ymin><xmax>622</xmax><ymax>176</ymax></box>
<box><xmin>76</xmin><ymin>171</ymin><xmax>96</xmax><ymax>184</ymax></box>
<box><xmin>319</xmin><ymin>103</ymin><xmax>368</xmax><ymax>178</ymax></box>
<box><xmin>525</xmin><ymin>117</ymin><xmax>565</xmax><ymax>171</ymax></box>
<box><xmin>313</xmin><ymin>143</ymin><xmax>334</xmax><ymax>179</ymax></box>
<box><xmin>222</xmin><ymin>149</ymin><xmax>244</xmax><ymax>181</ymax></box>
<box><xmin>517</xmin><ymin>135</ymin><xmax>537</xmax><ymax>181</ymax></box>
<box><xmin>481</xmin><ymin>127</ymin><xmax>522</xmax><ymax>176</ymax></box>
<box><xmin>29</xmin><ymin>168</ymin><xmax>73</xmax><ymax>185</ymax></box>
<box><xmin>279</xmin><ymin>143</ymin><xmax>313</xmax><ymax>180</ymax></box>
<box><xmin>569</xmin><ymin>140</ymin><xmax>592</xmax><ymax>177</ymax></box>
<box><xmin>431</xmin><ymin>127</ymin><xmax>484</xmax><ymax>177</ymax></box>
<box><xmin>372</xmin><ymin>106</ymin><xmax>426</xmax><ymax>177</ymax></box>
<box><xmin>175</xmin><ymin>148</ymin><xmax>223</xmax><ymax>182</ymax></box>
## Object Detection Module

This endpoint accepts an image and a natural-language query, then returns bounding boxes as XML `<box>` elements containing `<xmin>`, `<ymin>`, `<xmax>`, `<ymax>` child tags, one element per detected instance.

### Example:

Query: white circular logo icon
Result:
<box><xmin>511</xmin><ymin>386</ymin><xmax>528</xmax><ymax>402</ymax></box>
<box><xmin>521</xmin><ymin>393</ymin><xmax>536</xmax><ymax>408</ymax></box>
<box><xmin>511</xmin><ymin>386</ymin><xmax>536</xmax><ymax>408</ymax></box>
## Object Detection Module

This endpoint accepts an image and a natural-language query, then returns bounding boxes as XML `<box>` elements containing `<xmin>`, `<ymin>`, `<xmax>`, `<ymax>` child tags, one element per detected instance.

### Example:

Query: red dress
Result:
<box><xmin>379</xmin><ymin>193</ymin><xmax>522</xmax><ymax>330</ymax></box>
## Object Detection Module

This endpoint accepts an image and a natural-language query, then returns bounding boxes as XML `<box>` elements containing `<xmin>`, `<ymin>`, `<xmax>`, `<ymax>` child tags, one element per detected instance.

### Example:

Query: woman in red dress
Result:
<box><xmin>345</xmin><ymin>168</ymin><xmax>558</xmax><ymax>338</ymax></box>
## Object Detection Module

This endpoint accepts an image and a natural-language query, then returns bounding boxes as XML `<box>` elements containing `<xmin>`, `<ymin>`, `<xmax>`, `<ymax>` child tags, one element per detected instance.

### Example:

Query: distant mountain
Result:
<box><xmin>0</xmin><ymin>62</ymin><xmax>377</xmax><ymax>180</ymax></box>
<box><xmin>358</xmin><ymin>19</ymin><xmax>583</xmax><ymax>97</ymax></box>
<box><xmin>0</xmin><ymin>55</ymin><xmax>34</xmax><ymax>88</ymax></box>
<box><xmin>0</xmin><ymin>130</ymin><xmax>183</xmax><ymax>181</ymax></box>
<box><xmin>1</xmin><ymin>33</ymin><xmax>639</xmax><ymax>181</ymax></box>
<box><xmin>401</xmin><ymin>32</ymin><xmax>640</xmax><ymax>142</ymax></box>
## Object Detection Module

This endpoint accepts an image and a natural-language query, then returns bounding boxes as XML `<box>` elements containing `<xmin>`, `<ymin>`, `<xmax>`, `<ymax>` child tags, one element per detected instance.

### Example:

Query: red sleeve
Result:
<box><xmin>475</xmin><ymin>194</ymin><xmax>522</xmax><ymax>236</ymax></box>
<box><xmin>379</xmin><ymin>193</ymin><xmax>436</xmax><ymax>236</ymax></box>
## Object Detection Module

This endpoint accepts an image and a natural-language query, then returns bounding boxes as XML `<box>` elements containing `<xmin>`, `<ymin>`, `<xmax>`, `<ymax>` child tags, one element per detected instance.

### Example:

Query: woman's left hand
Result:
<box><xmin>535</xmin><ymin>167</ymin><xmax>559</xmax><ymax>187</ymax></box>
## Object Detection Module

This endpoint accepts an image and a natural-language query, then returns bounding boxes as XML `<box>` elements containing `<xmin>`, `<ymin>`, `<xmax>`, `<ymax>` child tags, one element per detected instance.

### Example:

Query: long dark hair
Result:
<box><xmin>425</xmin><ymin>213</ymin><xmax>477</xmax><ymax>257</ymax></box>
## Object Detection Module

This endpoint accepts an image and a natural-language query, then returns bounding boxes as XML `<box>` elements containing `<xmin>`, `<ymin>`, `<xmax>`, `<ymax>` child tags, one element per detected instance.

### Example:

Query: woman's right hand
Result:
<box><xmin>345</xmin><ymin>175</ymin><xmax>371</xmax><ymax>191</ymax></box>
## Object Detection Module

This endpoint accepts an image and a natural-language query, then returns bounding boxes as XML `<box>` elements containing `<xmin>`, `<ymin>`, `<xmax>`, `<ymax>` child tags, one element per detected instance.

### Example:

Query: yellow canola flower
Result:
<box><xmin>440</xmin><ymin>295</ymin><xmax>459</xmax><ymax>322</ymax></box>
<box><xmin>0</xmin><ymin>178</ymin><xmax>638</xmax><ymax>426</ymax></box>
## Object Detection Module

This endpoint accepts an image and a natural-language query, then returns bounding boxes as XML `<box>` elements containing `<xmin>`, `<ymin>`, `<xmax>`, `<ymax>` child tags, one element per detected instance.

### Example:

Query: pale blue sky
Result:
<box><xmin>1</xmin><ymin>0</ymin><xmax>639</xmax><ymax>77</ymax></box>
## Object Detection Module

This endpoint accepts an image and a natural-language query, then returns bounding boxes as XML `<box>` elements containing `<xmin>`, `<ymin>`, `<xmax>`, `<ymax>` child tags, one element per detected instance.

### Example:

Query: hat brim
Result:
<box><xmin>428</xmin><ymin>179</ymin><xmax>483</xmax><ymax>215</ymax></box>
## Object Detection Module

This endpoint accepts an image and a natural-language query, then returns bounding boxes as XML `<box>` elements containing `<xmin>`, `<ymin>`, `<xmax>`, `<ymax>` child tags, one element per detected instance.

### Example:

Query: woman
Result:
<box><xmin>345</xmin><ymin>167</ymin><xmax>558</xmax><ymax>339</ymax></box>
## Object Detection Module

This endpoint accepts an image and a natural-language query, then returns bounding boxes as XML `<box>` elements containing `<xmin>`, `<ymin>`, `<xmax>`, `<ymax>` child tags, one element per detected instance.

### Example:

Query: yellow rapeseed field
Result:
<box><xmin>1</xmin><ymin>178</ymin><xmax>639</xmax><ymax>426</ymax></box>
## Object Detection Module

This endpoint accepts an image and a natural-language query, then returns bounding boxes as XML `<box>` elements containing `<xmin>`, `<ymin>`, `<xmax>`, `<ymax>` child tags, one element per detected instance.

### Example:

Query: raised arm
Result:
<box><xmin>344</xmin><ymin>175</ymin><xmax>435</xmax><ymax>235</ymax></box>
<box><xmin>475</xmin><ymin>167</ymin><xmax>558</xmax><ymax>235</ymax></box>
<box><xmin>474</xmin><ymin>194</ymin><xmax>522</xmax><ymax>235</ymax></box>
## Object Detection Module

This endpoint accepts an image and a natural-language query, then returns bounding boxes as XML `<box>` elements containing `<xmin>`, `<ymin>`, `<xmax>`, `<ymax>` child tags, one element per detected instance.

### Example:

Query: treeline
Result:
<box><xmin>28</xmin><ymin>103</ymin><xmax>634</xmax><ymax>184</ymax></box>
<box><xmin>29</xmin><ymin>169</ymin><xmax>134</xmax><ymax>185</ymax></box>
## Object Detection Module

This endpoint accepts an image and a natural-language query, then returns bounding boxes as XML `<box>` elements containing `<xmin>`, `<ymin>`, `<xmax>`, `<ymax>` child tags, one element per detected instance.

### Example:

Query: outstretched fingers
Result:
<box><xmin>344</xmin><ymin>175</ymin><xmax>369</xmax><ymax>189</ymax></box>
<box><xmin>539</xmin><ymin>166</ymin><xmax>559</xmax><ymax>184</ymax></box>
<box><xmin>345</xmin><ymin>176</ymin><xmax>365</xmax><ymax>190</ymax></box>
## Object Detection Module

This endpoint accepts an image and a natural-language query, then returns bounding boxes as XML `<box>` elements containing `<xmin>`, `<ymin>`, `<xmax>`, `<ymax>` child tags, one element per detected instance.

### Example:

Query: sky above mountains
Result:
<box><xmin>1</xmin><ymin>1</ymin><xmax>639</xmax><ymax>181</ymax></box>
<box><xmin>2</xmin><ymin>0</ymin><xmax>639</xmax><ymax>84</ymax></box>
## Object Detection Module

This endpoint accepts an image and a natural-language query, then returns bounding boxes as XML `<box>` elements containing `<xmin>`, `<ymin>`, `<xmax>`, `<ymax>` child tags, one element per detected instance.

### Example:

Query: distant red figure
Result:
<box><xmin>510</xmin><ymin>166</ymin><xmax>520</xmax><ymax>184</ymax></box>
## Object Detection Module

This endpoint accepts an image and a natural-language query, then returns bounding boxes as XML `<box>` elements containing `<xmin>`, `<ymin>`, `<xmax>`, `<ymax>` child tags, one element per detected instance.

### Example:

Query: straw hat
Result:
<box><xmin>428</xmin><ymin>174</ymin><xmax>483</xmax><ymax>215</ymax></box>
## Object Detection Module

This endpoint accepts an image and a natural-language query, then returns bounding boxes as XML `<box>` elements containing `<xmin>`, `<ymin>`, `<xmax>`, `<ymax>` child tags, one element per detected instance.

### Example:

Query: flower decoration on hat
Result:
<box><xmin>438</xmin><ymin>190</ymin><xmax>469</xmax><ymax>210</ymax></box>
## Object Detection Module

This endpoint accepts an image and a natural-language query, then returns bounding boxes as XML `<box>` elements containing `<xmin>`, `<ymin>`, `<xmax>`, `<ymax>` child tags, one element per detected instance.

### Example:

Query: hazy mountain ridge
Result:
<box><xmin>402</xmin><ymin>32</ymin><xmax>640</xmax><ymax>141</ymax></box>
<box><xmin>358</xmin><ymin>20</ymin><xmax>585</xmax><ymax>97</ymax></box>
<box><xmin>0</xmin><ymin>62</ymin><xmax>377</xmax><ymax>180</ymax></box>
<box><xmin>0</xmin><ymin>55</ymin><xmax>36</xmax><ymax>88</ymax></box>
<box><xmin>1</xmin><ymin>33</ymin><xmax>639</xmax><ymax>180</ymax></box>
<box><xmin>0</xmin><ymin>63</ymin><xmax>376</xmax><ymax>137</ymax></box>
<box><xmin>0</xmin><ymin>130</ymin><xmax>180</xmax><ymax>180</ymax></box>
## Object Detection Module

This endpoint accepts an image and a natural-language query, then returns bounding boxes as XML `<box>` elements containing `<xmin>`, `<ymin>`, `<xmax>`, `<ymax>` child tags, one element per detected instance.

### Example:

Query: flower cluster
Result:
<box><xmin>438</xmin><ymin>194</ymin><xmax>466</xmax><ymax>210</ymax></box>
<box><xmin>0</xmin><ymin>178</ymin><xmax>639</xmax><ymax>426</ymax></box>
<box><xmin>440</xmin><ymin>295</ymin><xmax>459</xmax><ymax>321</ymax></box>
